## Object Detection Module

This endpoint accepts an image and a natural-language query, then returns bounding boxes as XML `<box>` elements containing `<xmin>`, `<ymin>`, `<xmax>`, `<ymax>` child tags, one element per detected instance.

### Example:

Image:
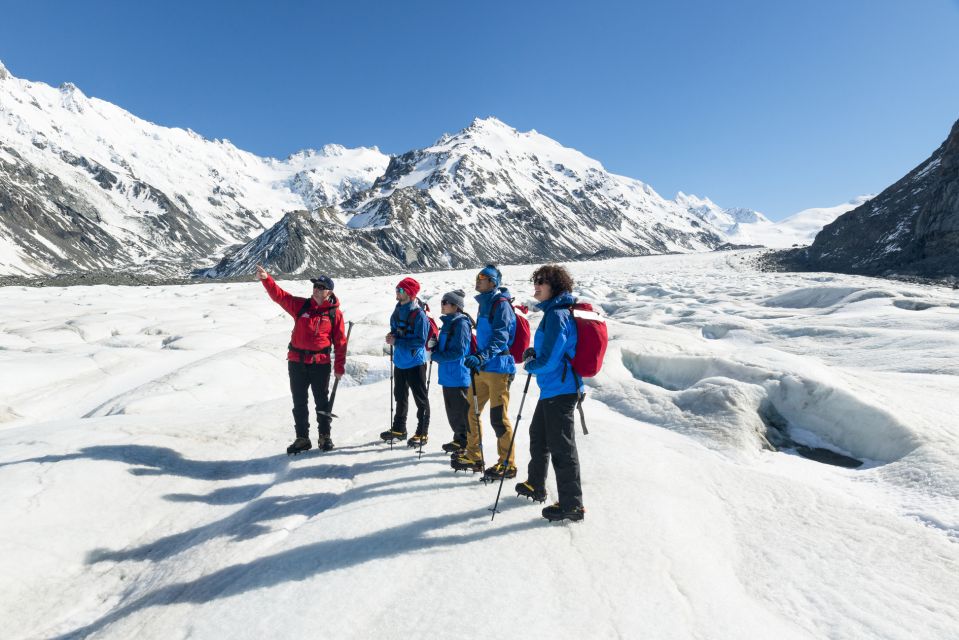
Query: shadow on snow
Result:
<box><xmin>5</xmin><ymin>442</ymin><xmax>538</xmax><ymax>639</ymax></box>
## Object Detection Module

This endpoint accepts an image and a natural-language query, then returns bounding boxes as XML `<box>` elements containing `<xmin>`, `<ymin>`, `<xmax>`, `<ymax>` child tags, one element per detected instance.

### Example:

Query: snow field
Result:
<box><xmin>1</xmin><ymin>251</ymin><xmax>958</xmax><ymax>639</ymax></box>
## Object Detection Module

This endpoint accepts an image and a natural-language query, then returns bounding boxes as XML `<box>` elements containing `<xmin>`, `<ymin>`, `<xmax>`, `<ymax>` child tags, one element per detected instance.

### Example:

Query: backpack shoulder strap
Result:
<box><xmin>297</xmin><ymin>298</ymin><xmax>312</xmax><ymax>317</ymax></box>
<box><xmin>488</xmin><ymin>294</ymin><xmax>515</xmax><ymax>322</ymax></box>
<box><xmin>328</xmin><ymin>307</ymin><xmax>338</xmax><ymax>339</ymax></box>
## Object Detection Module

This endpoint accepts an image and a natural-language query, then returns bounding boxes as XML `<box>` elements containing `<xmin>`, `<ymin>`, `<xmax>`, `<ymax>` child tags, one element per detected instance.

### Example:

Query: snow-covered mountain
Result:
<box><xmin>676</xmin><ymin>192</ymin><xmax>771</xmax><ymax>233</ymax></box>
<box><xmin>678</xmin><ymin>192</ymin><xmax>873</xmax><ymax>248</ymax></box>
<box><xmin>0</xmin><ymin>61</ymin><xmax>388</xmax><ymax>276</ymax></box>
<box><xmin>203</xmin><ymin>117</ymin><xmax>725</xmax><ymax>277</ymax></box>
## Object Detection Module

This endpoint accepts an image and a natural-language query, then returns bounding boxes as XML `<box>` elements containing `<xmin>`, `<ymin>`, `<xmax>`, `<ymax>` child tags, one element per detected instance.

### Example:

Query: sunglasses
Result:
<box><xmin>396</xmin><ymin>287</ymin><xmax>406</xmax><ymax>293</ymax></box>
<box><xmin>533</xmin><ymin>278</ymin><xmax>548</xmax><ymax>285</ymax></box>
<box><xmin>475</xmin><ymin>275</ymin><xmax>490</xmax><ymax>282</ymax></box>
<box><xmin>441</xmin><ymin>299</ymin><xmax>456</xmax><ymax>306</ymax></box>
<box><xmin>313</xmin><ymin>284</ymin><xmax>327</xmax><ymax>290</ymax></box>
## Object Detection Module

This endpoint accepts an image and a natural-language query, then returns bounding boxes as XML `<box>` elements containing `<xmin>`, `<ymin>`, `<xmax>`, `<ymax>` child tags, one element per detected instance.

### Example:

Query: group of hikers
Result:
<box><xmin>254</xmin><ymin>263</ymin><xmax>598</xmax><ymax>523</ymax></box>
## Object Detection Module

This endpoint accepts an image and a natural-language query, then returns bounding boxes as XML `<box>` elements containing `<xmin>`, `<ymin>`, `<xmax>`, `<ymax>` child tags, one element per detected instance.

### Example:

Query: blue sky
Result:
<box><xmin>1</xmin><ymin>0</ymin><xmax>958</xmax><ymax>220</ymax></box>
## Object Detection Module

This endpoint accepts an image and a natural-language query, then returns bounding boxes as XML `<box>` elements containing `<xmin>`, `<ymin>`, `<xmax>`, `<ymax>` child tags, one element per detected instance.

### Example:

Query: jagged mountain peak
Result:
<box><xmin>434</xmin><ymin>116</ymin><xmax>514</xmax><ymax>147</ymax></box>
<box><xmin>464</xmin><ymin>115</ymin><xmax>517</xmax><ymax>135</ymax></box>
<box><xmin>434</xmin><ymin>117</ymin><xmax>546</xmax><ymax>155</ymax></box>
<box><xmin>677</xmin><ymin>191</ymin><xmax>770</xmax><ymax>231</ymax></box>
<box><xmin>675</xmin><ymin>191</ymin><xmax>719</xmax><ymax>209</ymax></box>
<box><xmin>0</xmin><ymin>60</ymin><xmax>10</xmax><ymax>81</ymax></box>
<box><xmin>287</xmin><ymin>144</ymin><xmax>347</xmax><ymax>160</ymax></box>
<box><xmin>285</xmin><ymin>143</ymin><xmax>383</xmax><ymax>163</ymax></box>
<box><xmin>422</xmin><ymin>116</ymin><xmax>608</xmax><ymax>185</ymax></box>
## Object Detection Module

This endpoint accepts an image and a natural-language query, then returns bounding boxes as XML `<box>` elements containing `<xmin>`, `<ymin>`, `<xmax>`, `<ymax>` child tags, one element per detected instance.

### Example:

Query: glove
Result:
<box><xmin>427</xmin><ymin>337</ymin><xmax>437</xmax><ymax>349</ymax></box>
<box><xmin>464</xmin><ymin>355</ymin><xmax>482</xmax><ymax>371</ymax></box>
<box><xmin>522</xmin><ymin>347</ymin><xmax>536</xmax><ymax>363</ymax></box>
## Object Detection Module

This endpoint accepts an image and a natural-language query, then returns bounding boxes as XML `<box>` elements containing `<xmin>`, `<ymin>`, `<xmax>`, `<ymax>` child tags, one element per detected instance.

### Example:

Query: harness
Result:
<box><xmin>394</xmin><ymin>302</ymin><xmax>426</xmax><ymax>338</ymax></box>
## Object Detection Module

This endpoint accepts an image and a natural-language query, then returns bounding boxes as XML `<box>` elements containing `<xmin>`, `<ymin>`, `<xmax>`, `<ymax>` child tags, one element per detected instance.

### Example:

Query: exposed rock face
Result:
<box><xmin>779</xmin><ymin>118</ymin><xmax>959</xmax><ymax>280</ymax></box>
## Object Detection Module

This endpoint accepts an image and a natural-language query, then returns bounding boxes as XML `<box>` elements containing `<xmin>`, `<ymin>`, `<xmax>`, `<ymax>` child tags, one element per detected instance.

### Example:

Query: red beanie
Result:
<box><xmin>397</xmin><ymin>277</ymin><xmax>420</xmax><ymax>299</ymax></box>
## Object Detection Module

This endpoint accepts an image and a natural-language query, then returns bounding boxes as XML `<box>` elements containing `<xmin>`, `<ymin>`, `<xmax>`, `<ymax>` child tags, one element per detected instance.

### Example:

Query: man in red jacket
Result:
<box><xmin>256</xmin><ymin>265</ymin><xmax>347</xmax><ymax>455</ymax></box>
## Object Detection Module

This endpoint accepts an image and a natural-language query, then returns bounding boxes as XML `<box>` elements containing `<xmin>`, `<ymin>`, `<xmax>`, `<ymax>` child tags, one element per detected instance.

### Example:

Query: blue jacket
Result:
<box><xmin>390</xmin><ymin>299</ymin><xmax>428</xmax><ymax>370</ymax></box>
<box><xmin>524</xmin><ymin>292</ymin><xmax>580</xmax><ymax>399</ymax></box>
<box><xmin>475</xmin><ymin>288</ymin><xmax>517</xmax><ymax>375</ymax></box>
<box><xmin>431</xmin><ymin>312</ymin><xmax>471</xmax><ymax>387</ymax></box>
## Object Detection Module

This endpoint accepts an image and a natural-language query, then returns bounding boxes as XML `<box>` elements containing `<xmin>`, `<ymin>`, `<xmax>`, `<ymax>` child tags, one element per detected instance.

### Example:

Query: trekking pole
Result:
<box><xmin>318</xmin><ymin>321</ymin><xmax>354</xmax><ymax>421</ymax></box>
<box><xmin>577</xmin><ymin>394</ymin><xmax>589</xmax><ymax>436</ymax></box>
<box><xmin>389</xmin><ymin>344</ymin><xmax>395</xmax><ymax>451</ymax></box>
<box><xmin>471</xmin><ymin>370</ymin><xmax>489</xmax><ymax>483</ymax></box>
<box><xmin>489</xmin><ymin>373</ymin><xmax>532</xmax><ymax>521</ymax></box>
<box><xmin>571</xmin><ymin>366</ymin><xmax>589</xmax><ymax>436</ymax></box>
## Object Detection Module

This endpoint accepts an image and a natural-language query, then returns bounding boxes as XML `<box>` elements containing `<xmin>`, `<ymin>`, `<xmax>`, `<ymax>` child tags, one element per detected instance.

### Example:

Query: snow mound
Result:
<box><xmin>893</xmin><ymin>299</ymin><xmax>938</xmax><ymax>311</ymax></box>
<box><xmin>618</xmin><ymin>350</ymin><xmax>919</xmax><ymax>464</ymax></box>
<box><xmin>763</xmin><ymin>287</ymin><xmax>895</xmax><ymax>309</ymax></box>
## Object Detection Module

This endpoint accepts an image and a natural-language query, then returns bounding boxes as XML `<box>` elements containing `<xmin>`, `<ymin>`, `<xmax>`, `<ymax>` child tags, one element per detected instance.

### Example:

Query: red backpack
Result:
<box><xmin>491</xmin><ymin>297</ymin><xmax>531</xmax><ymax>363</ymax></box>
<box><xmin>409</xmin><ymin>300</ymin><xmax>440</xmax><ymax>351</ymax></box>
<box><xmin>463</xmin><ymin>313</ymin><xmax>479</xmax><ymax>355</ymax></box>
<box><xmin>566</xmin><ymin>302</ymin><xmax>608</xmax><ymax>378</ymax></box>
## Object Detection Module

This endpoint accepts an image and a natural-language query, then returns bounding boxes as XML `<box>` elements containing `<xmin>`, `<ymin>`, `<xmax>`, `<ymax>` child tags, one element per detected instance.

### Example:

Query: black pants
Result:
<box><xmin>527</xmin><ymin>393</ymin><xmax>583</xmax><ymax>510</ymax></box>
<box><xmin>289</xmin><ymin>361</ymin><xmax>332</xmax><ymax>439</ymax></box>
<box><xmin>442</xmin><ymin>386</ymin><xmax>470</xmax><ymax>445</ymax></box>
<box><xmin>394</xmin><ymin>363</ymin><xmax>430</xmax><ymax>434</ymax></box>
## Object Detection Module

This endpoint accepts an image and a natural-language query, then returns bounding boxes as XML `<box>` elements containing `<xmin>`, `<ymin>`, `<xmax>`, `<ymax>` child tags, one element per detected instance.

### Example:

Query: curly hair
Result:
<box><xmin>530</xmin><ymin>264</ymin><xmax>574</xmax><ymax>295</ymax></box>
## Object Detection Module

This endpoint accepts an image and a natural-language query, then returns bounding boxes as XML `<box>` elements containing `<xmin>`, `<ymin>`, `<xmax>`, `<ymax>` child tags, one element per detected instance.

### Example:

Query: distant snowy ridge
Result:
<box><xmin>675</xmin><ymin>192</ymin><xmax>771</xmax><ymax>232</ymax></box>
<box><xmin>678</xmin><ymin>192</ymin><xmax>873</xmax><ymax>248</ymax></box>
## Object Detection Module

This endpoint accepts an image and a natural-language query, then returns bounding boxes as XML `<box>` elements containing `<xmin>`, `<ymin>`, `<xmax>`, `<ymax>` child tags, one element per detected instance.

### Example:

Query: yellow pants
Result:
<box><xmin>465</xmin><ymin>371</ymin><xmax>515</xmax><ymax>466</ymax></box>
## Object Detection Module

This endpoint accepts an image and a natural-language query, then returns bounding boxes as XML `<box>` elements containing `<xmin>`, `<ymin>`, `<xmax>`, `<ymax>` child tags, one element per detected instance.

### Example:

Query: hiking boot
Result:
<box><xmin>542</xmin><ymin>502</ymin><xmax>585</xmax><ymax>522</ymax></box>
<box><xmin>286</xmin><ymin>437</ymin><xmax>312</xmax><ymax>456</ymax></box>
<box><xmin>484</xmin><ymin>462</ymin><xmax>517</xmax><ymax>480</ymax></box>
<box><xmin>408</xmin><ymin>434</ymin><xmax>428</xmax><ymax>448</ymax></box>
<box><xmin>317</xmin><ymin>434</ymin><xmax>334</xmax><ymax>452</ymax></box>
<box><xmin>515</xmin><ymin>481</ymin><xmax>547</xmax><ymax>503</ymax></box>
<box><xmin>441</xmin><ymin>440</ymin><xmax>465</xmax><ymax>454</ymax></box>
<box><xmin>380</xmin><ymin>429</ymin><xmax>408</xmax><ymax>442</ymax></box>
<box><xmin>450</xmin><ymin>453</ymin><xmax>484</xmax><ymax>473</ymax></box>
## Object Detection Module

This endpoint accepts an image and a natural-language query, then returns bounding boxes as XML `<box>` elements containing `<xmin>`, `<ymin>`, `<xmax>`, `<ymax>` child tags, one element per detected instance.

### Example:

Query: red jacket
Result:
<box><xmin>262</xmin><ymin>276</ymin><xmax>347</xmax><ymax>375</ymax></box>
